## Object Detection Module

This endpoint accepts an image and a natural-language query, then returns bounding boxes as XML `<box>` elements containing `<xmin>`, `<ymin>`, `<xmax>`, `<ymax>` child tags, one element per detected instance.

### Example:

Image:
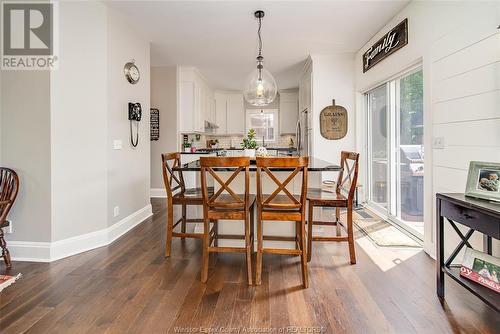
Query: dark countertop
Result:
<box><xmin>175</xmin><ymin>157</ymin><xmax>341</xmax><ymax>172</ymax></box>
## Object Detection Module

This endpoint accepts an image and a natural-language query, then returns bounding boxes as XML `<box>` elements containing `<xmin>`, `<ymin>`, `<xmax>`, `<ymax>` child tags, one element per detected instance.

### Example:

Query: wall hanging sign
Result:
<box><xmin>363</xmin><ymin>18</ymin><xmax>408</xmax><ymax>73</ymax></box>
<box><xmin>320</xmin><ymin>99</ymin><xmax>348</xmax><ymax>140</ymax></box>
<box><xmin>150</xmin><ymin>108</ymin><xmax>159</xmax><ymax>141</ymax></box>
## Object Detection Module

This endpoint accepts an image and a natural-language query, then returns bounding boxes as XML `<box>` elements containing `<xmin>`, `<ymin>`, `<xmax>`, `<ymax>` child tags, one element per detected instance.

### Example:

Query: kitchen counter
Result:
<box><xmin>180</xmin><ymin>147</ymin><xmax>297</xmax><ymax>155</ymax></box>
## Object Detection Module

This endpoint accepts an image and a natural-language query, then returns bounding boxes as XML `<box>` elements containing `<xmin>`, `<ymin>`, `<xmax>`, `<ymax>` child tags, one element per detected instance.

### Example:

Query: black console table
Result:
<box><xmin>436</xmin><ymin>193</ymin><xmax>500</xmax><ymax>312</ymax></box>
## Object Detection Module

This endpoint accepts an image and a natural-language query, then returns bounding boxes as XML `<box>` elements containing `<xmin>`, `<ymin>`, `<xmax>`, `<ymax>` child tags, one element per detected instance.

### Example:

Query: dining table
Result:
<box><xmin>173</xmin><ymin>156</ymin><xmax>342</xmax><ymax>248</ymax></box>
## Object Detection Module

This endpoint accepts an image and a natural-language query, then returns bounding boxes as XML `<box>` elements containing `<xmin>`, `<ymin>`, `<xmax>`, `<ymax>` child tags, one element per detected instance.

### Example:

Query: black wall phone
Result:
<box><xmin>128</xmin><ymin>102</ymin><xmax>142</xmax><ymax>147</ymax></box>
<box><xmin>128</xmin><ymin>102</ymin><xmax>142</xmax><ymax>121</ymax></box>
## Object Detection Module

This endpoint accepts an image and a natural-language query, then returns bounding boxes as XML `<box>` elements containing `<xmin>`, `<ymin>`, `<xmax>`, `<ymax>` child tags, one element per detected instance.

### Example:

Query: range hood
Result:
<box><xmin>204</xmin><ymin>120</ymin><xmax>219</xmax><ymax>133</ymax></box>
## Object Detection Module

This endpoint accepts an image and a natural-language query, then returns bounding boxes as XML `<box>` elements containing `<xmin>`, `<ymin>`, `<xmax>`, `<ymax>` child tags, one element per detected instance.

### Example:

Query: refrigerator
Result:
<box><xmin>295</xmin><ymin>108</ymin><xmax>310</xmax><ymax>156</ymax></box>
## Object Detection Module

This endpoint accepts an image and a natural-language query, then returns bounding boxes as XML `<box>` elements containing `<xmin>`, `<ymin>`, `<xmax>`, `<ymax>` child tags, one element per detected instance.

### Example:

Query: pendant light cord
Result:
<box><xmin>257</xmin><ymin>16</ymin><xmax>263</xmax><ymax>80</ymax></box>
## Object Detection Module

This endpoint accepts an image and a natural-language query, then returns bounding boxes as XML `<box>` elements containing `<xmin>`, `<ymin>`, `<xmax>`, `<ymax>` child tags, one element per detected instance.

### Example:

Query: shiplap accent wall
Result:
<box><xmin>431</xmin><ymin>12</ymin><xmax>500</xmax><ymax>256</ymax></box>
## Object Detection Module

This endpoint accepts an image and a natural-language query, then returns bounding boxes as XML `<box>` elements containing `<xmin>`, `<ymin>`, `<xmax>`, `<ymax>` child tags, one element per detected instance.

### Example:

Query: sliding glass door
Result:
<box><xmin>367</xmin><ymin>68</ymin><xmax>424</xmax><ymax>238</ymax></box>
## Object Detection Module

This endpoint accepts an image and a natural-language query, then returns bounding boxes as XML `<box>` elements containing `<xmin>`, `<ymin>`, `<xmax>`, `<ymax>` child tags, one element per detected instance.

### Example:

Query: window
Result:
<box><xmin>366</xmin><ymin>68</ymin><xmax>424</xmax><ymax>238</ymax></box>
<box><xmin>246</xmin><ymin>109</ymin><xmax>278</xmax><ymax>141</ymax></box>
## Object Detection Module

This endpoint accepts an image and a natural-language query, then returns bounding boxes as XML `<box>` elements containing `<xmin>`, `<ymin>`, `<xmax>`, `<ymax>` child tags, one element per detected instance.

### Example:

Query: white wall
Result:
<box><xmin>150</xmin><ymin>66</ymin><xmax>178</xmax><ymax>190</ymax></box>
<box><xmin>354</xmin><ymin>1</ymin><xmax>500</xmax><ymax>256</ymax></box>
<box><xmin>50</xmin><ymin>1</ymin><xmax>108</xmax><ymax>241</ymax></box>
<box><xmin>1</xmin><ymin>71</ymin><xmax>52</xmax><ymax>243</ymax></box>
<box><xmin>2</xmin><ymin>1</ymin><xmax>152</xmax><ymax>261</ymax></box>
<box><xmin>310</xmin><ymin>54</ymin><xmax>356</xmax><ymax>168</ymax></box>
<box><xmin>107</xmin><ymin>7</ymin><xmax>151</xmax><ymax>227</ymax></box>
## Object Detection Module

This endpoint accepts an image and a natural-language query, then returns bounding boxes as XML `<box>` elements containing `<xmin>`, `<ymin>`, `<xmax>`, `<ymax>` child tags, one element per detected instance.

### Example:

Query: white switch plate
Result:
<box><xmin>113</xmin><ymin>140</ymin><xmax>122</xmax><ymax>150</ymax></box>
<box><xmin>5</xmin><ymin>220</ymin><xmax>12</xmax><ymax>234</ymax></box>
<box><xmin>433</xmin><ymin>137</ymin><xmax>445</xmax><ymax>149</ymax></box>
<box><xmin>113</xmin><ymin>206</ymin><xmax>120</xmax><ymax>217</ymax></box>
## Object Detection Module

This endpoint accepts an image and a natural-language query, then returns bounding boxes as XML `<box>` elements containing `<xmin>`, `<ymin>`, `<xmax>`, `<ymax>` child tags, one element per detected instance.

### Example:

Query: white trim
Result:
<box><xmin>9</xmin><ymin>204</ymin><xmax>153</xmax><ymax>262</ymax></box>
<box><xmin>150</xmin><ymin>188</ymin><xmax>166</xmax><ymax>198</ymax></box>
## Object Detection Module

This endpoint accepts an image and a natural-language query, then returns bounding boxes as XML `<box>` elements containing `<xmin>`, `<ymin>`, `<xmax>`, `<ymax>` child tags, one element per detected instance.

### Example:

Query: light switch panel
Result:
<box><xmin>433</xmin><ymin>137</ymin><xmax>445</xmax><ymax>149</ymax></box>
<box><xmin>113</xmin><ymin>140</ymin><xmax>122</xmax><ymax>150</ymax></box>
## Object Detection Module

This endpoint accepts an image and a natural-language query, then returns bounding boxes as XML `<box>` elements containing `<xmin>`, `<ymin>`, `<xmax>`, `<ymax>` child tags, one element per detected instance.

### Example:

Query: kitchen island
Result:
<box><xmin>174</xmin><ymin>157</ymin><xmax>342</xmax><ymax>248</ymax></box>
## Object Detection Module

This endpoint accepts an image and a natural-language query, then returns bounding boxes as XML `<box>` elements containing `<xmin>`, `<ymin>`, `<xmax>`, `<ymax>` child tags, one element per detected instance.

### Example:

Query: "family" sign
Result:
<box><xmin>363</xmin><ymin>18</ymin><xmax>408</xmax><ymax>73</ymax></box>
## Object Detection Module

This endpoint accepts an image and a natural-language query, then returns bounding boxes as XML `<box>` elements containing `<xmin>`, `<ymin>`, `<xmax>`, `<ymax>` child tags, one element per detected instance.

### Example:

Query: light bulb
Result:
<box><xmin>256</xmin><ymin>81</ymin><xmax>264</xmax><ymax>97</ymax></box>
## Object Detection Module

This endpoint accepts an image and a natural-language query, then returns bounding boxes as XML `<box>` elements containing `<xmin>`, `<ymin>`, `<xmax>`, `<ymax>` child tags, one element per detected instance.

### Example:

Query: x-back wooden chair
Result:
<box><xmin>255</xmin><ymin>157</ymin><xmax>309</xmax><ymax>288</ymax></box>
<box><xmin>307</xmin><ymin>151</ymin><xmax>359</xmax><ymax>264</ymax></box>
<box><xmin>0</xmin><ymin>168</ymin><xmax>19</xmax><ymax>268</ymax></box>
<box><xmin>162</xmin><ymin>152</ymin><xmax>212</xmax><ymax>257</ymax></box>
<box><xmin>200</xmin><ymin>157</ymin><xmax>255</xmax><ymax>285</ymax></box>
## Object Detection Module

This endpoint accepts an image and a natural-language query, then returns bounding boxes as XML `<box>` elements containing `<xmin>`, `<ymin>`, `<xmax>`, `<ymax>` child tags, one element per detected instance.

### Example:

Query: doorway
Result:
<box><xmin>366</xmin><ymin>67</ymin><xmax>424</xmax><ymax>238</ymax></box>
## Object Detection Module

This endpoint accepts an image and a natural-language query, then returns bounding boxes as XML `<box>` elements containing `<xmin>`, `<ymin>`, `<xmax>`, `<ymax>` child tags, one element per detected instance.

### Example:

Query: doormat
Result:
<box><xmin>0</xmin><ymin>273</ymin><xmax>22</xmax><ymax>293</ymax></box>
<box><xmin>353</xmin><ymin>210</ymin><xmax>421</xmax><ymax>248</ymax></box>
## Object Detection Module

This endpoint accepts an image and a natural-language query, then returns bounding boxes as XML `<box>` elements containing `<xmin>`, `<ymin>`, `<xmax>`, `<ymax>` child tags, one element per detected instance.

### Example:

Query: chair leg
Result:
<box><xmin>165</xmin><ymin>200</ymin><xmax>174</xmax><ymax>257</ymax></box>
<box><xmin>250</xmin><ymin>204</ymin><xmax>255</xmax><ymax>255</ymax></box>
<box><xmin>245</xmin><ymin>210</ymin><xmax>253</xmax><ymax>286</ymax></box>
<box><xmin>300</xmin><ymin>217</ymin><xmax>309</xmax><ymax>288</ymax></box>
<box><xmin>347</xmin><ymin>206</ymin><xmax>356</xmax><ymax>264</ymax></box>
<box><xmin>0</xmin><ymin>228</ymin><xmax>12</xmax><ymax>269</ymax></box>
<box><xmin>307</xmin><ymin>201</ymin><xmax>314</xmax><ymax>262</ymax></box>
<box><xmin>255</xmin><ymin>210</ymin><xmax>263</xmax><ymax>286</ymax></box>
<box><xmin>336</xmin><ymin>207</ymin><xmax>341</xmax><ymax>236</ymax></box>
<box><xmin>181</xmin><ymin>204</ymin><xmax>187</xmax><ymax>240</ymax></box>
<box><xmin>201</xmin><ymin>217</ymin><xmax>210</xmax><ymax>283</ymax></box>
<box><xmin>213</xmin><ymin>219</ymin><xmax>219</xmax><ymax>247</ymax></box>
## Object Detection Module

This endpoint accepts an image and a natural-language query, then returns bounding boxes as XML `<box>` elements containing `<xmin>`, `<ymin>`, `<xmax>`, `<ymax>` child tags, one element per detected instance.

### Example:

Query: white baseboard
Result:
<box><xmin>9</xmin><ymin>204</ymin><xmax>153</xmax><ymax>263</ymax></box>
<box><xmin>150</xmin><ymin>188</ymin><xmax>166</xmax><ymax>198</ymax></box>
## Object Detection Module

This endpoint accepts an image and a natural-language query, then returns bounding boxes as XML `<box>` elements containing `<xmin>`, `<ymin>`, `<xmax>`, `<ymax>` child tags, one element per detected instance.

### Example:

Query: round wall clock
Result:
<box><xmin>124</xmin><ymin>61</ymin><xmax>140</xmax><ymax>84</ymax></box>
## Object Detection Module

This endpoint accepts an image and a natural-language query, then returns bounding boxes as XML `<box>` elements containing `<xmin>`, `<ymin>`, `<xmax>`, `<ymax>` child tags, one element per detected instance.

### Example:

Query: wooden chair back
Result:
<box><xmin>161</xmin><ymin>152</ymin><xmax>186</xmax><ymax>199</ymax></box>
<box><xmin>336</xmin><ymin>151</ymin><xmax>360</xmax><ymax>203</ymax></box>
<box><xmin>200</xmin><ymin>157</ymin><xmax>251</xmax><ymax>210</ymax></box>
<box><xmin>256</xmin><ymin>157</ymin><xmax>309</xmax><ymax>211</ymax></box>
<box><xmin>0</xmin><ymin>168</ymin><xmax>19</xmax><ymax>224</ymax></box>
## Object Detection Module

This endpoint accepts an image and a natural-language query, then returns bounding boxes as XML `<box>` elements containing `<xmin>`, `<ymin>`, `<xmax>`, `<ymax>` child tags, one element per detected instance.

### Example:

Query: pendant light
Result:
<box><xmin>243</xmin><ymin>10</ymin><xmax>277</xmax><ymax>107</ymax></box>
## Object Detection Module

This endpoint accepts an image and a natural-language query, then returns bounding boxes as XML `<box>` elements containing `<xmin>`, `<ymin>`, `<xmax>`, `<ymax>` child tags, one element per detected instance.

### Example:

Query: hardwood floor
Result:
<box><xmin>0</xmin><ymin>198</ymin><xmax>498</xmax><ymax>333</ymax></box>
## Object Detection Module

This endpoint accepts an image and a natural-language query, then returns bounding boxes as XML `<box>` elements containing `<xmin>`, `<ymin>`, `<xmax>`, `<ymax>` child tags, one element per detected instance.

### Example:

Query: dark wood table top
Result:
<box><xmin>437</xmin><ymin>193</ymin><xmax>500</xmax><ymax>218</ymax></box>
<box><xmin>174</xmin><ymin>157</ymin><xmax>342</xmax><ymax>172</ymax></box>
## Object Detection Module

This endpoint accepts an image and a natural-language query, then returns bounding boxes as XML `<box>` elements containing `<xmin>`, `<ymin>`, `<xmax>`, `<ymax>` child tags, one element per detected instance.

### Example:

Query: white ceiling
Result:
<box><xmin>105</xmin><ymin>1</ymin><xmax>409</xmax><ymax>90</ymax></box>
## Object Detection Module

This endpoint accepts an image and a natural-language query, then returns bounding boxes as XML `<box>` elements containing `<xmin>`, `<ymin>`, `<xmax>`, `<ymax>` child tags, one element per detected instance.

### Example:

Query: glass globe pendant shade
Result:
<box><xmin>243</xmin><ymin>66</ymin><xmax>277</xmax><ymax>107</ymax></box>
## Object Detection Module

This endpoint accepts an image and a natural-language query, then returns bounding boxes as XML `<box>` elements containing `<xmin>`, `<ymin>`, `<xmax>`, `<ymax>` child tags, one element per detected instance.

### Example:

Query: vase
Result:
<box><xmin>244</xmin><ymin>149</ymin><xmax>256</xmax><ymax>157</ymax></box>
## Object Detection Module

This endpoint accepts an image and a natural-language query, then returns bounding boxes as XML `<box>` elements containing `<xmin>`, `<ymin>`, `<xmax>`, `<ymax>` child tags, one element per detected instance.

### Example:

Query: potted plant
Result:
<box><xmin>183</xmin><ymin>142</ymin><xmax>191</xmax><ymax>153</ymax></box>
<box><xmin>241</xmin><ymin>129</ymin><xmax>257</xmax><ymax>157</ymax></box>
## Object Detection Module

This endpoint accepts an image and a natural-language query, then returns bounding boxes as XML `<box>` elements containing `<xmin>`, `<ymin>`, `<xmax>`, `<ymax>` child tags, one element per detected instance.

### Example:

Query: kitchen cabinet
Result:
<box><xmin>215</xmin><ymin>92</ymin><xmax>244</xmax><ymax>135</ymax></box>
<box><xmin>279</xmin><ymin>91</ymin><xmax>299</xmax><ymax>134</ymax></box>
<box><xmin>179</xmin><ymin>67</ymin><xmax>214</xmax><ymax>133</ymax></box>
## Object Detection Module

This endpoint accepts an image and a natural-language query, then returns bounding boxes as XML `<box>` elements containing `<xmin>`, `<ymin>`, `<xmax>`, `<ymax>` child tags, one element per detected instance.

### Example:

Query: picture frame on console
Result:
<box><xmin>465</xmin><ymin>161</ymin><xmax>500</xmax><ymax>202</ymax></box>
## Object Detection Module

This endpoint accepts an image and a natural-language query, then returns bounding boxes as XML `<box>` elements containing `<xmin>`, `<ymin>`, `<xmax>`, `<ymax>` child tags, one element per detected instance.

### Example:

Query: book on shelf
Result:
<box><xmin>460</xmin><ymin>248</ymin><xmax>500</xmax><ymax>293</ymax></box>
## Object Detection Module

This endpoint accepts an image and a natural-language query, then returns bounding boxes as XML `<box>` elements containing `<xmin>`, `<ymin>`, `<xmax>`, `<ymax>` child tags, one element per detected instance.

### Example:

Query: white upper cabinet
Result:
<box><xmin>215</xmin><ymin>92</ymin><xmax>244</xmax><ymax>135</ymax></box>
<box><xmin>178</xmin><ymin>67</ymin><xmax>214</xmax><ymax>133</ymax></box>
<box><xmin>279</xmin><ymin>91</ymin><xmax>299</xmax><ymax>134</ymax></box>
<box><xmin>215</xmin><ymin>92</ymin><xmax>227</xmax><ymax>133</ymax></box>
<box><xmin>226</xmin><ymin>93</ymin><xmax>244</xmax><ymax>134</ymax></box>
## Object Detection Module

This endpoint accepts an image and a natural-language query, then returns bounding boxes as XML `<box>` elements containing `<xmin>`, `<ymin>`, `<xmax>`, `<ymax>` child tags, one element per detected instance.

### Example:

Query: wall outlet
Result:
<box><xmin>433</xmin><ymin>137</ymin><xmax>445</xmax><ymax>149</ymax></box>
<box><xmin>113</xmin><ymin>206</ymin><xmax>120</xmax><ymax>217</ymax></box>
<box><xmin>113</xmin><ymin>140</ymin><xmax>122</xmax><ymax>150</ymax></box>
<box><xmin>4</xmin><ymin>220</ymin><xmax>12</xmax><ymax>234</ymax></box>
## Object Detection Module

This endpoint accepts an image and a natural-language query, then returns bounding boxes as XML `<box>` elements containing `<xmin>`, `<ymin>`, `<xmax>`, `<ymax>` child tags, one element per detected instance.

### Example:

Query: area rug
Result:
<box><xmin>353</xmin><ymin>210</ymin><xmax>421</xmax><ymax>248</ymax></box>
<box><xmin>0</xmin><ymin>273</ymin><xmax>22</xmax><ymax>293</ymax></box>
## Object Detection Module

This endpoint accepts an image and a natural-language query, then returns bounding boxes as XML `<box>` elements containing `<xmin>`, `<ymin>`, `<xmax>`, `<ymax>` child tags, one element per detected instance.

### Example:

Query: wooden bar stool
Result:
<box><xmin>162</xmin><ymin>152</ymin><xmax>213</xmax><ymax>257</ymax></box>
<box><xmin>307</xmin><ymin>151</ymin><xmax>359</xmax><ymax>264</ymax></box>
<box><xmin>200</xmin><ymin>157</ymin><xmax>255</xmax><ymax>285</ymax></box>
<box><xmin>255</xmin><ymin>157</ymin><xmax>309</xmax><ymax>288</ymax></box>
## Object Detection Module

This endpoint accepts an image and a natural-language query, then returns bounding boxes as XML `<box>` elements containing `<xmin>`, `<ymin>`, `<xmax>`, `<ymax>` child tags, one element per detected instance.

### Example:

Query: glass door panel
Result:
<box><xmin>366</xmin><ymin>67</ymin><xmax>424</xmax><ymax>239</ymax></box>
<box><xmin>368</xmin><ymin>85</ymin><xmax>388</xmax><ymax>209</ymax></box>
<box><xmin>397</xmin><ymin>69</ymin><xmax>424</xmax><ymax>235</ymax></box>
